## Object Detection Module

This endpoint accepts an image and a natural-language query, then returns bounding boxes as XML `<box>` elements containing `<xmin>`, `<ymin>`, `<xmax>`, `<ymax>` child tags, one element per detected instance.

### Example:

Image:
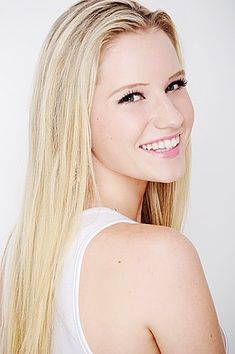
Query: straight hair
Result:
<box><xmin>0</xmin><ymin>1</ymin><xmax>191</xmax><ymax>352</ymax></box>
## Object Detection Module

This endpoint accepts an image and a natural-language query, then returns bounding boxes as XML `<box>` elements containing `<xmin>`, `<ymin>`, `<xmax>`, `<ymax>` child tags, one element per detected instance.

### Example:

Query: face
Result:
<box><xmin>90</xmin><ymin>30</ymin><xmax>194</xmax><ymax>184</ymax></box>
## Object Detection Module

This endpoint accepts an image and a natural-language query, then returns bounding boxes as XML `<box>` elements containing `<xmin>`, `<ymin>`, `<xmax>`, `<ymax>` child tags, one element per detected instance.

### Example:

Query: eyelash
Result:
<box><xmin>118</xmin><ymin>78</ymin><xmax>188</xmax><ymax>104</ymax></box>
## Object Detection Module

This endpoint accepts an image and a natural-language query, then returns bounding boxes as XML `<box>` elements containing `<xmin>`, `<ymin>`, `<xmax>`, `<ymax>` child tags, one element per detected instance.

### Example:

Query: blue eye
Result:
<box><xmin>118</xmin><ymin>91</ymin><xmax>145</xmax><ymax>104</ymax></box>
<box><xmin>165</xmin><ymin>78</ymin><xmax>188</xmax><ymax>93</ymax></box>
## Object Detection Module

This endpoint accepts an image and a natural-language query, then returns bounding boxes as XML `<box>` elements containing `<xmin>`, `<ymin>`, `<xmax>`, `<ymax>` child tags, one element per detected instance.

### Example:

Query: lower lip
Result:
<box><xmin>140</xmin><ymin>142</ymin><xmax>181</xmax><ymax>158</ymax></box>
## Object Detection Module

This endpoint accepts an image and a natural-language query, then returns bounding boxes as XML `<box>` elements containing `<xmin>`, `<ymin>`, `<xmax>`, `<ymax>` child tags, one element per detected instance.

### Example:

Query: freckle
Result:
<box><xmin>210</xmin><ymin>333</ymin><xmax>213</xmax><ymax>338</ymax></box>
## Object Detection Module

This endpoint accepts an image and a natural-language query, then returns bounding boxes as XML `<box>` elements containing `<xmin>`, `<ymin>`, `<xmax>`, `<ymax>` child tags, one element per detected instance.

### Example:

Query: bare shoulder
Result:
<box><xmin>80</xmin><ymin>222</ymin><xmax>225</xmax><ymax>353</ymax></box>
<box><xmin>108</xmin><ymin>222</ymin><xmax>200</xmax><ymax>270</ymax></box>
<box><xmin>125</xmin><ymin>222</ymin><xmax>196</xmax><ymax>253</ymax></box>
<box><xmin>128</xmin><ymin>223</ymin><xmax>225</xmax><ymax>354</ymax></box>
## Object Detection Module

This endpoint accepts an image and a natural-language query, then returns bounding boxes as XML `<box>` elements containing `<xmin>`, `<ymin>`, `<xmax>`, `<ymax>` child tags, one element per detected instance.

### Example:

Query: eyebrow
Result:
<box><xmin>109</xmin><ymin>69</ymin><xmax>186</xmax><ymax>98</ymax></box>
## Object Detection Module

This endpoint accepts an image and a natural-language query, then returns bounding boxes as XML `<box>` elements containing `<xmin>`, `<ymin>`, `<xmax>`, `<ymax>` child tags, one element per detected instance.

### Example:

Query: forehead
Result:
<box><xmin>97</xmin><ymin>30</ymin><xmax>181</xmax><ymax>86</ymax></box>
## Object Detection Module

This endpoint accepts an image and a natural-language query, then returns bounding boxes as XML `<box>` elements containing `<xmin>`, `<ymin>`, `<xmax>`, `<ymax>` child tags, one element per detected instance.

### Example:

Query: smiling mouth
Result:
<box><xmin>140</xmin><ymin>134</ymin><xmax>180</xmax><ymax>152</ymax></box>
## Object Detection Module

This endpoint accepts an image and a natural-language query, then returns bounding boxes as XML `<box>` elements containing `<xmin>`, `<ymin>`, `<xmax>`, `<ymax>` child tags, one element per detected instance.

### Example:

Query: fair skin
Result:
<box><xmin>78</xmin><ymin>29</ymin><xmax>225</xmax><ymax>353</ymax></box>
<box><xmin>90</xmin><ymin>29</ymin><xmax>194</xmax><ymax>222</ymax></box>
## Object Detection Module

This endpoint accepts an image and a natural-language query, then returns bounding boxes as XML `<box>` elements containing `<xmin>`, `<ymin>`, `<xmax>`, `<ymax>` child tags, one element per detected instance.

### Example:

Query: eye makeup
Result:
<box><xmin>117</xmin><ymin>77</ymin><xmax>188</xmax><ymax>104</ymax></box>
<box><xmin>165</xmin><ymin>78</ymin><xmax>188</xmax><ymax>92</ymax></box>
<box><xmin>118</xmin><ymin>90</ymin><xmax>145</xmax><ymax>104</ymax></box>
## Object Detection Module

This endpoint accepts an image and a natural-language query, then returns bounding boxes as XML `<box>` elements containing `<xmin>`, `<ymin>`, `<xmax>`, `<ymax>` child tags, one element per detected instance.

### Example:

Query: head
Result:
<box><xmin>91</xmin><ymin>29</ymin><xmax>194</xmax><ymax>186</ymax></box>
<box><xmin>29</xmin><ymin>0</ymin><xmax>193</xmax><ymax>219</ymax></box>
<box><xmin>1</xmin><ymin>1</ymin><xmax>193</xmax><ymax>353</ymax></box>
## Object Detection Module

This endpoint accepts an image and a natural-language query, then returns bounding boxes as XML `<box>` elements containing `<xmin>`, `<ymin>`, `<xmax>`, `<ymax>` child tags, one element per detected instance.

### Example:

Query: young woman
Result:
<box><xmin>0</xmin><ymin>0</ymin><xmax>228</xmax><ymax>353</ymax></box>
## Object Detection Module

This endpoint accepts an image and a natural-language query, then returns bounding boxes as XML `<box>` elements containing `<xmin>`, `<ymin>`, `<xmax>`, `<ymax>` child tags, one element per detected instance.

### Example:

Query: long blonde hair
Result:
<box><xmin>0</xmin><ymin>1</ymin><xmax>191</xmax><ymax>352</ymax></box>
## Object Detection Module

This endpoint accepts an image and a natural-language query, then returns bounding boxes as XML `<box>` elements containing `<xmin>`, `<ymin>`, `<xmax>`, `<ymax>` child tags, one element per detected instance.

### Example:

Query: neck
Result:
<box><xmin>86</xmin><ymin>154</ymin><xmax>147</xmax><ymax>222</ymax></box>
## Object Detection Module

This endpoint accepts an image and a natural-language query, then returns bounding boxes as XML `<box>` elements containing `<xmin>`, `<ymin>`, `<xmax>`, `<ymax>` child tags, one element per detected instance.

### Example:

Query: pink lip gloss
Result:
<box><xmin>140</xmin><ymin>142</ymin><xmax>181</xmax><ymax>158</ymax></box>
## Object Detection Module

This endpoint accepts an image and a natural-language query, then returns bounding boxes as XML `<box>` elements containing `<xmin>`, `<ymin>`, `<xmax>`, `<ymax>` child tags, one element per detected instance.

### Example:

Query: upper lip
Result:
<box><xmin>139</xmin><ymin>132</ymin><xmax>182</xmax><ymax>147</ymax></box>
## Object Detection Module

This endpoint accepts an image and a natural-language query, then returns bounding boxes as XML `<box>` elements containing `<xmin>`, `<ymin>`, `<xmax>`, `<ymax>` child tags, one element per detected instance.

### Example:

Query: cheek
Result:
<box><xmin>90</xmin><ymin>98</ymin><xmax>116</xmax><ymax>149</ymax></box>
<box><xmin>175</xmin><ymin>93</ymin><xmax>194</xmax><ymax>129</ymax></box>
<box><xmin>91</xmin><ymin>103</ymin><xmax>145</xmax><ymax>150</ymax></box>
<box><xmin>90</xmin><ymin>115</ymin><xmax>114</xmax><ymax>150</ymax></box>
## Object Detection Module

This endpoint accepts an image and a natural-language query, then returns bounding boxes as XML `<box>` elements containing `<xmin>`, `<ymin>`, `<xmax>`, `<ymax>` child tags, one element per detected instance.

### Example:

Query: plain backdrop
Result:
<box><xmin>0</xmin><ymin>0</ymin><xmax>234</xmax><ymax>351</ymax></box>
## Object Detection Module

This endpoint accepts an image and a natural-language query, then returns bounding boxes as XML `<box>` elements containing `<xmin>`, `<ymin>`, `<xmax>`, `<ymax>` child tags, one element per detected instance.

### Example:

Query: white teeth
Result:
<box><xmin>171</xmin><ymin>137</ymin><xmax>177</xmax><ymax>147</ymax></box>
<box><xmin>164</xmin><ymin>139</ymin><xmax>172</xmax><ymax>149</ymax></box>
<box><xmin>158</xmin><ymin>140</ymin><xmax>165</xmax><ymax>149</ymax></box>
<box><xmin>141</xmin><ymin>135</ymin><xmax>180</xmax><ymax>151</ymax></box>
<box><xmin>152</xmin><ymin>142</ymin><xmax>159</xmax><ymax>150</ymax></box>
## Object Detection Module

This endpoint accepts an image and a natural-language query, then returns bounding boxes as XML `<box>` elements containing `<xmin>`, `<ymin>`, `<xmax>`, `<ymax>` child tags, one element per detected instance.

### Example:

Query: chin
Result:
<box><xmin>149</xmin><ymin>169</ymin><xmax>185</xmax><ymax>183</ymax></box>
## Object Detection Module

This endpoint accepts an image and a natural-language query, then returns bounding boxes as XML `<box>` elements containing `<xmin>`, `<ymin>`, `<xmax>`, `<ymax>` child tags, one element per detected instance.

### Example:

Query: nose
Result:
<box><xmin>150</xmin><ymin>94</ymin><xmax>184</xmax><ymax>130</ymax></box>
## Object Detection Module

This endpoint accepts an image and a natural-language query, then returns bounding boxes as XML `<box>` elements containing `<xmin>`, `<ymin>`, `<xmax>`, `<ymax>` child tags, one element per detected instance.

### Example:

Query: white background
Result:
<box><xmin>0</xmin><ymin>0</ymin><xmax>234</xmax><ymax>351</ymax></box>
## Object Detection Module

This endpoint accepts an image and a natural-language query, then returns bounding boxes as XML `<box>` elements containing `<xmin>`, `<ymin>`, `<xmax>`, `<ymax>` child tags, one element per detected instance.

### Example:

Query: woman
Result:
<box><xmin>0</xmin><ymin>0</ymin><xmax>228</xmax><ymax>353</ymax></box>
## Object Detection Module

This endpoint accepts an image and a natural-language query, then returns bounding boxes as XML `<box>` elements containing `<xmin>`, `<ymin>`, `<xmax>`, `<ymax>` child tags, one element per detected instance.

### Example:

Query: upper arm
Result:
<box><xmin>140</xmin><ymin>227</ymin><xmax>225</xmax><ymax>354</ymax></box>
